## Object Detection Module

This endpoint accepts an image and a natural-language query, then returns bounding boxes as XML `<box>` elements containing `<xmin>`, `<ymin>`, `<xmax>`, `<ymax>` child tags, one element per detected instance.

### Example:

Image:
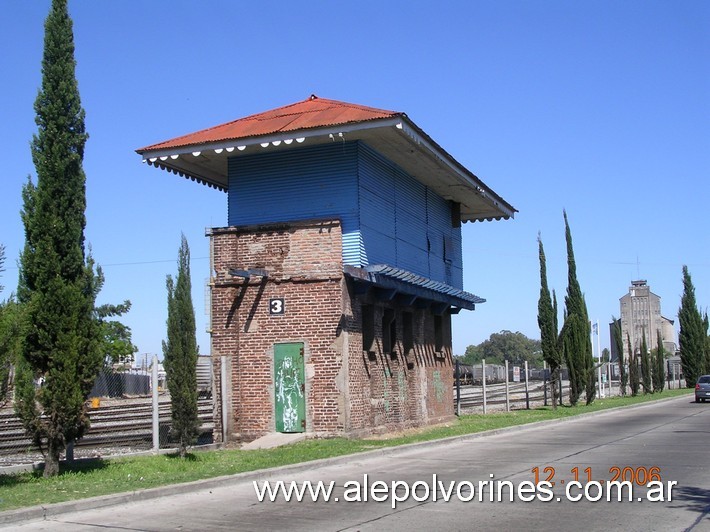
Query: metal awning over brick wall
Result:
<box><xmin>344</xmin><ymin>264</ymin><xmax>485</xmax><ymax>314</ymax></box>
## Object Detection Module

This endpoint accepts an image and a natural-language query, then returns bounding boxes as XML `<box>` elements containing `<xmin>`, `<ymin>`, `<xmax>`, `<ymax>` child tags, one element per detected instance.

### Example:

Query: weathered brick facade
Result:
<box><xmin>208</xmin><ymin>219</ymin><xmax>454</xmax><ymax>442</ymax></box>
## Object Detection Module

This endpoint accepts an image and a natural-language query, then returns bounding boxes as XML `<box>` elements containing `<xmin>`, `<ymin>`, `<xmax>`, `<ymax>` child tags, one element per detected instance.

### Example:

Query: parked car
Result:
<box><xmin>695</xmin><ymin>375</ymin><xmax>710</xmax><ymax>402</ymax></box>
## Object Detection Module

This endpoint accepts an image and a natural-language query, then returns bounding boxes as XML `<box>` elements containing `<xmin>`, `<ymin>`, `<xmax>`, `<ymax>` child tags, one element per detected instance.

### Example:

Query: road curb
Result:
<box><xmin>0</xmin><ymin>393</ymin><xmax>692</xmax><ymax>526</ymax></box>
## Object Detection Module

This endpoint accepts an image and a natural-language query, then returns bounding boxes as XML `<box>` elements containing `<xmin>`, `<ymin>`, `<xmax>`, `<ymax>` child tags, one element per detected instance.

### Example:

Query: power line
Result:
<box><xmin>101</xmin><ymin>256</ymin><xmax>209</xmax><ymax>267</ymax></box>
<box><xmin>3</xmin><ymin>256</ymin><xmax>210</xmax><ymax>270</ymax></box>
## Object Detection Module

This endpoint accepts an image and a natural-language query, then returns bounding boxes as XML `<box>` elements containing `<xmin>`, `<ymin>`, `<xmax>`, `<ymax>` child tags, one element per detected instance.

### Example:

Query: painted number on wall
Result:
<box><xmin>270</xmin><ymin>298</ymin><xmax>285</xmax><ymax>315</ymax></box>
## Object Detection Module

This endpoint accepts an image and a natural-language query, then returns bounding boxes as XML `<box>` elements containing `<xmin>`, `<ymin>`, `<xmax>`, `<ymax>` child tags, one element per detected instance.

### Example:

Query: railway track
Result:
<box><xmin>0</xmin><ymin>397</ymin><xmax>214</xmax><ymax>455</ymax></box>
<box><xmin>455</xmin><ymin>381</ymin><xmax>570</xmax><ymax>409</ymax></box>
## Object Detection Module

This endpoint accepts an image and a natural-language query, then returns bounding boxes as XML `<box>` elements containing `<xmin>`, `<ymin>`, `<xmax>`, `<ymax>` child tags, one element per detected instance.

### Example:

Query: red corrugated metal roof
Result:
<box><xmin>139</xmin><ymin>95</ymin><xmax>403</xmax><ymax>152</ymax></box>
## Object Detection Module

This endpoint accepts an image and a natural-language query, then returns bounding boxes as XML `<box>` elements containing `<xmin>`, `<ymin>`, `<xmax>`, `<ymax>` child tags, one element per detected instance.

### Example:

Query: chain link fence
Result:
<box><xmin>0</xmin><ymin>356</ymin><xmax>215</xmax><ymax>470</ymax></box>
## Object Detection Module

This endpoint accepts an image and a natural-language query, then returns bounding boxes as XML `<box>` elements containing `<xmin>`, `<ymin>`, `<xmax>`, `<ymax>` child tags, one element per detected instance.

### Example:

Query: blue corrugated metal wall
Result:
<box><xmin>358</xmin><ymin>146</ymin><xmax>396</xmax><ymax>268</ymax></box>
<box><xmin>357</xmin><ymin>143</ymin><xmax>463</xmax><ymax>289</ymax></box>
<box><xmin>226</xmin><ymin>141</ymin><xmax>463</xmax><ymax>288</ymax></box>
<box><xmin>228</xmin><ymin>143</ymin><xmax>362</xmax><ymax>265</ymax></box>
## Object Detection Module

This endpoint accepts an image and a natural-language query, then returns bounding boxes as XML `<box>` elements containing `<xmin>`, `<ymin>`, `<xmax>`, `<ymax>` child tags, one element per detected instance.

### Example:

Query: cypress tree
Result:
<box><xmin>678</xmin><ymin>266</ymin><xmax>704</xmax><ymax>387</ymax></box>
<box><xmin>0</xmin><ymin>296</ymin><xmax>23</xmax><ymax>404</ymax></box>
<box><xmin>0</xmin><ymin>244</ymin><xmax>12</xmax><ymax>400</ymax></box>
<box><xmin>14</xmin><ymin>0</ymin><xmax>102</xmax><ymax>477</ymax></box>
<box><xmin>628</xmin><ymin>334</ymin><xmax>640</xmax><ymax>396</ymax></box>
<box><xmin>537</xmin><ymin>235</ymin><xmax>561</xmax><ymax>408</ymax></box>
<box><xmin>163</xmin><ymin>235</ymin><xmax>199</xmax><ymax>457</ymax></box>
<box><xmin>654</xmin><ymin>329</ymin><xmax>665</xmax><ymax>393</ymax></box>
<box><xmin>561</xmin><ymin>211</ymin><xmax>595</xmax><ymax>405</ymax></box>
<box><xmin>640</xmin><ymin>329</ymin><xmax>652</xmax><ymax>394</ymax></box>
<box><xmin>560</xmin><ymin>314</ymin><xmax>580</xmax><ymax>405</ymax></box>
<box><xmin>0</xmin><ymin>243</ymin><xmax>5</xmax><ymax>294</ymax></box>
<box><xmin>703</xmin><ymin>313</ymin><xmax>710</xmax><ymax>376</ymax></box>
<box><xmin>612</xmin><ymin>317</ymin><xmax>627</xmax><ymax>396</ymax></box>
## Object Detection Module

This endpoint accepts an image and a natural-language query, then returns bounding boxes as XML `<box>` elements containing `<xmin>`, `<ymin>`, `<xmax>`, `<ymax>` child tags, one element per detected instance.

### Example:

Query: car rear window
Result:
<box><xmin>699</xmin><ymin>376</ymin><xmax>710</xmax><ymax>384</ymax></box>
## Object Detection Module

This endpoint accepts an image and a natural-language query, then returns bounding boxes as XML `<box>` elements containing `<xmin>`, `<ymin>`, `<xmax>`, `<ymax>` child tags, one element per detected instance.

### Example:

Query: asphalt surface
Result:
<box><xmin>2</xmin><ymin>395</ymin><xmax>709</xmax><ymax>531</ymax></box>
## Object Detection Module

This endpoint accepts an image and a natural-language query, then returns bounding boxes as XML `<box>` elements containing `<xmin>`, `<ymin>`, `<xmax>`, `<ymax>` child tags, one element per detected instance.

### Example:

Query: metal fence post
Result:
<box><xmin>221</xmin><ymin>355</ymin><xmax>228</xmax><ymax>444</ymax></box>
<box><xmin>524</xmin><ymin>360</ymin><xmax>530</xmax><ymax>409</ymax></box>
<box><xmin>543</xmin><ymin>361</ymin><xmax>548</xmax><ymax>406</ymax></box>
<box><xmin>455</xmin><ymin>360</ymin><xmax>461</xmax><ymax>417</ymax></box>
<box><xmin>152</xmin><ymin>354</ymin><xmax>159</xmax><ymax>453</ymax></box>
<box><xmin>504</xmin><ymin>360</ymin><xmax>510</xmax><ymax>412</ymax></box>
<box><xmin>482</xmin><ymin>359</ymin><xmax>487</xmax><ymax>414</ymax></box>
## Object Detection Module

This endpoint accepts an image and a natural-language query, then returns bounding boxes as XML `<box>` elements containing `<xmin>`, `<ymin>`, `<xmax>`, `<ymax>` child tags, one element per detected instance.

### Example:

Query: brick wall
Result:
<box><xmin>208</xmin><ymin>218</ymin><xmax>454</xmax><ymax>443</ymax></box>
<box><xmin>342</xmin><ymin>287</ymin><xmax>455</xmax><ymax>436</ymax></box>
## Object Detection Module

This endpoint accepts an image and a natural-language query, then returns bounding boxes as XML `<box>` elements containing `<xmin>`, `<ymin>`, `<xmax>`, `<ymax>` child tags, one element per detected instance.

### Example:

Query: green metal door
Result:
<box><xmin>274</xmin><ymin>343</ymin><xmax>305</xmax><ymax>433</ymax></box>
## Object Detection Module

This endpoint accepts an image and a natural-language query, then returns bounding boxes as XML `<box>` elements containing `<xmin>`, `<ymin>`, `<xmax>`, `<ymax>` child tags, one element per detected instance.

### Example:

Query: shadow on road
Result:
<box><xmin>672</xmin><ymin>485</ymin><xmax>710</xmax><ymax>517</ymax></box>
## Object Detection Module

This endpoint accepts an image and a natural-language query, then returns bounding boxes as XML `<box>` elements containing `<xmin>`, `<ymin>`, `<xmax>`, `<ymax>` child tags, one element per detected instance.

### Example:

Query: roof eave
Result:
<box><xmin>137</xmin><ymin>114</ymin><xmax>516</xmax><ymax>222</ymax></box>
<box><xmin>135</xmin><ymin>116</ymin><xmax>406</xmax><ymax>158</ymax></box>
<box><xmin>395</xmin><ymin>117</ymin><xmax>516</xmax><ymax>222</ymax></box>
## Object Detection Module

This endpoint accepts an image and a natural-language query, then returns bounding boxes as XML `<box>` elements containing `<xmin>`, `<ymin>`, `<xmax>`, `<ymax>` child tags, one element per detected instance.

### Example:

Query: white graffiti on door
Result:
<box><xmin>275</xmin><ymin>356</ymin><xmax>303</xmax><ymax>431</ymax></box>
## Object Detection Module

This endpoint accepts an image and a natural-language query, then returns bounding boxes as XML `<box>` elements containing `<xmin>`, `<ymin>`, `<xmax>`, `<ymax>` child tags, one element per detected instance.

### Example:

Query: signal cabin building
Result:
<box><xmin>137</xmin><ymin>96</ymin><xmax>515</xmax><ymax>442</ymax></box>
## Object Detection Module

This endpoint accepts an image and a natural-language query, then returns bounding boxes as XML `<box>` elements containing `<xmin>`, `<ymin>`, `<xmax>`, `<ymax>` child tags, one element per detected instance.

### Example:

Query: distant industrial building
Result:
<box><xmin>611</xmin><ymin>280</ymin><xmax>676</xmax><ymax>362</ymax></box>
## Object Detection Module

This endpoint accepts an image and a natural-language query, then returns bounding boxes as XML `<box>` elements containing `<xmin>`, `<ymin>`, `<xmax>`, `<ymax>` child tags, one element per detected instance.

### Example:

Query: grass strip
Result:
<box><xmin>0</xmin><ymin>388</ymin><xmax>693</xmax><ymax>511</ymax></box>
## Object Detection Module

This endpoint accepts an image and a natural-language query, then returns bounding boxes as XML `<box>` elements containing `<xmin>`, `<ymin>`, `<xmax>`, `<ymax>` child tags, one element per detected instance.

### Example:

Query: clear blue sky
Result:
<box><xmin>1</xmin><ymin>1</ymin><xmax>708</xmax><ymax>361</ymax></box>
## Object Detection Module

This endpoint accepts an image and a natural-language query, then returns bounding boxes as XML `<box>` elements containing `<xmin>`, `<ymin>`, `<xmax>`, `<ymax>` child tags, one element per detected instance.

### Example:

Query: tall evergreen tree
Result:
<box><xmin>163</xmin><ymin>235</ymin><xmax>199</xmax><ymax>458</ymax></box>
<box><xmin>560</xmin><ymin>211</ymin><xmax>595</xmax><ymax>405</ymax></box>
<box><xmin>653</xmin><ymin>329</ymin><xmax>665</xmax><ymax>393</ymax></box>
<box><xmin>537</xmin><ymin>235</ymin><xmax>561</xmax><ymax>408</ymax></box>
<box><xmin>0</xmin><ymin>243</ymin><xmax>5</xmax><ymax>294</ymax></box>
<box><xmin>703</xmin><ymin>313</ymin><xmax>710</xmax><ymax>377</ymax></box>
<box><xmin>612</xmin><ymin>317</ymin><xmax>627</xmax><ymax>396</ymax></box>
<box><xmin>0</xmin><ymin>244</ymin><xmax>17</xmax><ymax>402</ymax></box>
<box><xmin>678</xmin><ymin>265</ymin><xmax>704</xmax><ymax>387</ymax></box>
<box><xmin>628</xmin><ymin>334</ymin><xmax>640</xmax><ymax>396</ymax></box>
<box><xmin>0</xmin><ymin>296</ymin><xmax>23</xmax><ymax>405</ymax></box>
<box><xmin>14</xmin><ymin>0</ymin><xmax>102</xmax><ymax>477</ymax></box>
<box><xmin>640</xmin><ymin>329</ymin><xmax>652</xmax><ymax>394</ymax></box>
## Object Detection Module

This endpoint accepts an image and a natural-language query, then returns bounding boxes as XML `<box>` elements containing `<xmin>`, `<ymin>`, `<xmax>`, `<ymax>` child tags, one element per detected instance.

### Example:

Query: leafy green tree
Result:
<box><xmin>640</xmin><ymin>330</ymin><xmax>652</xmax><ymax>394</ymax></box>
<box><xmin>653</xmin><ymin>329</ymin><xmax>665</xmax><ymax>393</ymax></box>
<box><xmin>560</xmin><ymin>211</ymin><xmax>595</xmax><ymax>405</ymax></box>
<box><xmin>96</xmin><ymin>296</ymin><xmax>137</xmax><ymax>370</ymax></box>
<box><xmin>537</xmin><ymin>234</ymin><xmax>561</xmax><ymax>408</ymax></box>
<box><xmin>163</xmin><ymin>235</ymin><xmax>199</xmax><ymax>458</ymax></box>
<box><xmin>678</xmin><ymin>265</ymin><xmax>705</xmax><ymax>387</ymax></box>
<box><xmin>628</xmin><ymin>334</ymin><xmax>639</xmax><ymax>396</ymax></box>
<box><xmin>601</xmin><ymin>347</ymin><xmax>610</xmax><ymax>363</ymax></box>
<box><xmin>704</xmin><ymin>313</ymin><xmax>710</xmax><ymax>377</ymax></box>
<box><xmin>612</xmin><ymin>317</ymin><xmax>627</xmax><ymax>396</ymax></box>
<box><xmin>461</xmin><ymin>344</ymin><xmax>484</xmax><ymax>365</ymax></box>
<box><xmin>462</xmin><ymin>331</ymin><xmax>542</xmax><ymax>367</ymax></box>
<box><xmin>14</xmin><ymin>0</ymin><xmax>103</xmax><ymax>477</ymax></box>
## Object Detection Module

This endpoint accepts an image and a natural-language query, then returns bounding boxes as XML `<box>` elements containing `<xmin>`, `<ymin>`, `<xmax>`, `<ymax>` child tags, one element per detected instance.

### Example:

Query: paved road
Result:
<box><xmin>4</xmin><ymin>396</ymin><xmax>709</xmax><ymax>531</ymax></box>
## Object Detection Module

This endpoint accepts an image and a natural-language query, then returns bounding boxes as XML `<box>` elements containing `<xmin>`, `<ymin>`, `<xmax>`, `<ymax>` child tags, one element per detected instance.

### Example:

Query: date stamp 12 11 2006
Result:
<box><xmin>532</xmin><ymin>465</ymin><xmax>664</xmax><ymax>487</ymax></box>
